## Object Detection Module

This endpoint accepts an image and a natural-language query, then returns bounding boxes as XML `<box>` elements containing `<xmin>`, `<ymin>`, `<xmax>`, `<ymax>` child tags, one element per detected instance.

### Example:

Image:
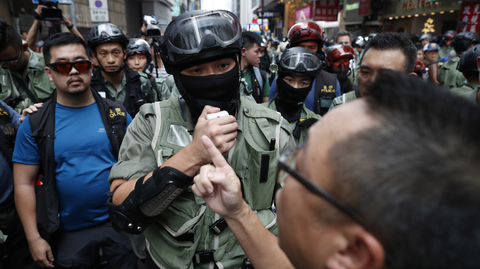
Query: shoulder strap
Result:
<box><xmin>91</xmin><ymin>69</ymin><xmax>113</xmax><ymax>100</ymax></box>
<box><xmin>93</xmin><ymin>89</ymin><xmax>127</xmax><ymax>159</ymax></box>
<box><xmin>124</xmin><ymin>67</ymin><xmax>147</xmax><ymax>117</ymax></box>
<box><xmin>314</xmin><ymin>71</ymin><xmax>338</xmax><ymax>116</ymax></box>
<box><xmin>8</xmin><ymin>70</ymin><xmax>39</xmax><ymax>103</ymax></box>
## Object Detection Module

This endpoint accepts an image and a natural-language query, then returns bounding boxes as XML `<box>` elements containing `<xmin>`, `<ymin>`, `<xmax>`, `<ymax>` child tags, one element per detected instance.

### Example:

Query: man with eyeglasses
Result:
<box><xmin>329</xmin><ymin>32</ymin><xmax>417</xmax><ymax>110</ymax></box>
<box><xmin>13</xmin><ymin>32</ymin><xmax>137</xmax><ymax>269</ymax></box>
<box><xmin>196</xmin><ymin>69</ymin><xmax>480</xmax><ymax>268</ymax></box>
<box><xmin>0</xmin><ymin>21</ymin><xmax>55</xmax><ymax>114</ymax></box>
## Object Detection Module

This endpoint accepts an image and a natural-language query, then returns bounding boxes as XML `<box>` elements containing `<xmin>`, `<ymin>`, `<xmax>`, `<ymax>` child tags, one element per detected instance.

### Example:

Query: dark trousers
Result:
<box><xmin>52</xmin><ymin>221</ymin><xmax>137</xmax><ymax>269</ymax></box>
<box><xmin>0</xmin><ymin>204</ymin><xmax>38</xmax><ymax>269</ymax></box>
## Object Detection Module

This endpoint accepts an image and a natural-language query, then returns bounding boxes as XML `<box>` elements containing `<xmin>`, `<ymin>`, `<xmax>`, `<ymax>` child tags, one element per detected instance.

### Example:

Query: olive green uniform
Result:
<box><xmin>0</xmin><ymin>49</ymin><xmax>55</xmax><ymax>114</ymax></box>
<box><xmin>450</xmin><ymin>82</ymin><xmax>480</xmax><ymax>95</ymax></box>
<box><xmin>101</xmin><ymin>71</ymin><xmax>157</xmax><ymax>103</ymax></box>
<box><xmin>437</xmin><ymin>56</ymin><xmax>465</xmax><ymax>89</ymax></box>
<box><xmin>140</xmin><ymin>72</ymin><xmax>181</xmax><ymax>101</ymax></box>
<box><xmin>109</xmin><ymin>97</ymin><xmax>294</xmax><ymax>269</ymax></box>
<box><xmin>438</xmin><ymin>46</ymin><xmax>453</xmax><ymax>61</ymax></box>
<box><xmin>329</xmin><ymin>89</ymin><xmax>360</xmax><ymax>110</ymax></box>
<box><xmin>264</xmin><ymin>99</ymin><xmax>320</xmax><ymax>145</ymax></box>
<box><xmin>461</xmin><ymin>88</ymin><xmax>479</xmax><ymax>105</ymax></box>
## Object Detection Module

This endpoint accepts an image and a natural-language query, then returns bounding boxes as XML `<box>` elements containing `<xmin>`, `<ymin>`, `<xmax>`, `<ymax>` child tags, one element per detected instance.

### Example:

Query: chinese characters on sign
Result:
<box><xmin>422</xmin><ymin>18</ymin><xmax>435</xmax><ymax>34</ymax></box>
<box><xmin>314</xmin><ymin>0</ymin><xmax>339</xmax><ymax>22</ymax></box>
<box><xmin>89</xmin><ymin>0</ymin><xmax>109</xmax><ymax>22</ymax></box>
<box><xmin>359</xmin><ymin>0</ymin><xmax>371</xmax><ymax>16</ymax></box>
<box><xmin>459</xmin><ymin>2</ymin><xmax>480</xmax><ymax>34</ymax></box>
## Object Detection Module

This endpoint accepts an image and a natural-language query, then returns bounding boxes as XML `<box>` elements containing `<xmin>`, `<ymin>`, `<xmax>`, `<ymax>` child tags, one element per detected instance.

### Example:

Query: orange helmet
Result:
<box><xmin>325</xmin><ymin>44</ymin><xmax>355</xmax><ymax>65</ymax></box>
<box><xmin>287</xmin><ymin>22</ymin><xmax>324</xmax><ymax>48</ymax></box>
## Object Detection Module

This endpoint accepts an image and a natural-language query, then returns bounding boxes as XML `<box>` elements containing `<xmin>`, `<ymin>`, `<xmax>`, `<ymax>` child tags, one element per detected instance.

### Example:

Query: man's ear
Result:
<box><xmin>241</xmin><ymin>47</ymin><xmax>247</xmax><ymax>57</ymax></box>
<box><xmin>326</xmin><ymin>226</ymin><xmax>385</xmax><ymax>269</ymax></box>
<box><xmin>409</xmin><ymin>72</ymin><xmax>417</xmax><ymax>77</ymax></box>
<box><xmin>45</xmin><ymin>66</ymin><xmax>54</xmax><ymax>82</ymax></box>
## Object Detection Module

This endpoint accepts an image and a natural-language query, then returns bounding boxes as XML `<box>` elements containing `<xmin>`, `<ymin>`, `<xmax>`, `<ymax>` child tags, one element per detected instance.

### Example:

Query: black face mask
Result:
<box><xmin>327</xmin><ymin>65</ymin><xmax>350</xmax><ymax>81</ymax></box>
<box><xmin>177</xmin><ymin>64</ymin><xmax>240</xmax><ymax>123</ymax></box>
<box><xmin>275</xmin><ymin>74</ymin><xmax>312</xmax><ymax>122</ymax></box>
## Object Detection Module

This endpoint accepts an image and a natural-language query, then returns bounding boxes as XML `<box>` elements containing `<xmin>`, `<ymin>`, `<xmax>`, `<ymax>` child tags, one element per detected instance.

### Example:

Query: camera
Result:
<box><xmin>32</xmin><ymin>0</ymin><xmax>63</xmax><ymax>21</ymax></box>
<box><xmin>144</xmin><ymin>15</ymin><xmax>161</xmax><ymax>38</ymax></box>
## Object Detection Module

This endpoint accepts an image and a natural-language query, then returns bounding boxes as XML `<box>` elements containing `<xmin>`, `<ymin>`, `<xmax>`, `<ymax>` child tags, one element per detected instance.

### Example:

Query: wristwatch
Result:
<box><xmin>67</xmin><ymin>24</ymin><xmax>74</xmax><ymax>30</ymax></box>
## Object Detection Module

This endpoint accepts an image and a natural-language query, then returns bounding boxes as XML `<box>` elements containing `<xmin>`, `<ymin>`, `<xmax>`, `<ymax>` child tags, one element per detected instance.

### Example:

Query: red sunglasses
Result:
<box><xmin>49</xmin><ymin>60</ymin><xmax>92</xmax><ymax>74</ymax></box>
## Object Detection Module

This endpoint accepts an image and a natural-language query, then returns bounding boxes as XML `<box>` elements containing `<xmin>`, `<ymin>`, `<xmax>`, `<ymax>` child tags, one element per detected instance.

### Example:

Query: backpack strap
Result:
<box><xmin>314</xmin><ymin>71</ymin><xmax>338</xmax><ymax>116</ymax></box>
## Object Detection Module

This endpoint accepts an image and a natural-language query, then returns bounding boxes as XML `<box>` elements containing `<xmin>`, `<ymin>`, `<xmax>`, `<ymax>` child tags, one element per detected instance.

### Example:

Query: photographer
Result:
<box><xmin>27</xmin><ymin>5</ymin><xmax>83</xmax><ymax>52</ymax></box>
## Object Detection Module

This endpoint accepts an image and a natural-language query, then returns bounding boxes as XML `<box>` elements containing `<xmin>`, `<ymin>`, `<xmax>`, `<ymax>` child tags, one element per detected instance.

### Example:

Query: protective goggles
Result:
<box><xmin>279</xmin><ymin>51</ymin><xmax>321</xmax><ymax>74</ymax></box>
<box><xmin>49</xmin><ymin>60</ymin><xmax>92</xmax><ymax>74</ymax></box>
<box><xmin>163</xmin><ymin>10</ymin><xmax>241</xmax><ymax>55</ymax></box>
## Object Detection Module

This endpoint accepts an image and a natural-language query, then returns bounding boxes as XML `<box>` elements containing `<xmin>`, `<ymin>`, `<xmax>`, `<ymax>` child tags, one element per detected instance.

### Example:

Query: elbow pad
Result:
<box><xmin>107</xmin><ymin>166</ymin><xmax>193</xmax><ymax>235</ymax></box>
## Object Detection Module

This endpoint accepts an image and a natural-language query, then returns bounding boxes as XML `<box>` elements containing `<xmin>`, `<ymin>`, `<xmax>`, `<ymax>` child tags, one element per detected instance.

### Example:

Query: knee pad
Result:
<box><xmin>107</xmin><ymin>166</ymin><xmax>193</xmax><ymax>235</ymax></box>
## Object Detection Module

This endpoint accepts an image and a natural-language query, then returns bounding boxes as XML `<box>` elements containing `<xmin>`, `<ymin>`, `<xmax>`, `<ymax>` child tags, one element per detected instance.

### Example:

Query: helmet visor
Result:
<box><xmin>279</xmin><ymin>52</ymin><xmax>321</xmax><ymax>74</ymax></box>
<box><xmin>90</xmin><ymin>24</ymin><xmax>124</xmax><ymax>40</ymax></box>
<box><xmin>164</xmin><ymin>10</ymin><xmax>241</xmax><ymax>54</ymax></box>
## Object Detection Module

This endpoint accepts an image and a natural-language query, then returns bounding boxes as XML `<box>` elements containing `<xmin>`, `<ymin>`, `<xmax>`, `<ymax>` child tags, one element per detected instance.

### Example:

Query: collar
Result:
<box><xmin>104</xmin><ymin>72</ymin><xmax>126</xmax><ymax>87</ymax></box>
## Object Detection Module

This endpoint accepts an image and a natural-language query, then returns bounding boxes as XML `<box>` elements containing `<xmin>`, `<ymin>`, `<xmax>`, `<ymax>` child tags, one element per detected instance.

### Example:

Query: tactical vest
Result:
<box><xmin>0</xmin><ymin>102</ymin><xmax>15</xmax><ymax>166</ymax></box>
<box><xmin>144</xmin><ymin>97</ymin><xmax>292</xmax><ymax>269</ymax></box>
<box><xmin>91</xmin><ymin>67</ymin><xmax>147</xmax><ymax>117</ymax></box>
<box><xmin>314</xmin><ymin>71</ymin><xmax>338</xmax><ymax>116</ymax></box>
<box><xmin>28</xmin><ymin>89</ymin><xmax>127</xmax><ymax>240</ymax></box>
<box><xmin>241</xmin><ymin>66</ymin><xmax>264</xmax><ymax>103</ymax></box>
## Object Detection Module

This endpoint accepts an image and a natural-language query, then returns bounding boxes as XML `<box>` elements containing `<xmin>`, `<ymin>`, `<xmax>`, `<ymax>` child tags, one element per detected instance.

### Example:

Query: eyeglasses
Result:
<box><xmin>0</xmin><ymin>50</ymin><xmax>22</xmax><ymax>66</ymax></box>
<box><xmin>49</xmin><ymin>60</ymin><xmax>92</xmax><ymax>74</ymax></box>
<box><xmin>276</xmin><ymin>145</ymin><xmax>368</xmax><ymax>228</ymax></box>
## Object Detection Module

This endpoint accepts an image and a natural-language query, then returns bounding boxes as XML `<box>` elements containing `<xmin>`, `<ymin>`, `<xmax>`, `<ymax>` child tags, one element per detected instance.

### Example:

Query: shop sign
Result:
<box><xmin>403</xmin><ymin>0</ymin><xmax>440</xmax><ymax>11</ymax></box>
<box><xmin>296</xmin><ymin>4</ymin><xmax>313</xmax><ymax>22</ymax></box>
<box><xmin>345</xmin><ymin>2</ymin><xmax>358</xmax><ymax>11</ymax></box>
<box><xmin>459</xmin><ymin>2</ymin><xmax>480</xmax><ymax>34</ymax></box>
<box><xmin>314</xmin><ymin>0</ymin><xmax>339</xmax><ymax>22</ymax></box>
<box><xmin>245</xmin><ymin>24</ymin><xmax>262</xmax><ymax>33</ymax></box>
<box><xmin>421</xmin><ymin>18</ymin><xmax>435</xmax><ymax>34</ymax></box>
<box><xmin>359</xmin><ymin>0</ymin><xmax>370</xmax><ymax>16</ymax></box>
<box><xmin>258</xmin><ymin>11</ymin><xmax>281</xmax><ymax>18</ymax></box>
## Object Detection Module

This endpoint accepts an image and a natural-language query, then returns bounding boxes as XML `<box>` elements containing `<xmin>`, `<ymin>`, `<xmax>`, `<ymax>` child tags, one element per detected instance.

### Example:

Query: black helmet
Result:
<box><xmin>451</xmin><ymin>31</ymin><xmax>480</xmax><ymax>54</ymax></box>
<box><xmin>126</xmin><ymin>38</ymin><xmax>151</xmax><ymax>71</ymax></box>
<box><xmin>457</xmin><ymin>44</ymin><xmax>480</xmax><ymax>73</ymax></box>
<box><xmin>278</xmin><ymin>47</ymin><xmax>321</xmax><ymax>78</ymax></box>
<box><xmin>159</xmin><ymin>9</ymin><xmax>242</xmax><ymax>69</ymax></box>
<box><xmin>87</xmin><ymin>23</ymin><xmax>129</xmax><ymax>52</ymax></box>
<box><xmin>127</xmin><ymin>39</ymin><xmax>151</xmax><ymax>58</ymax></box>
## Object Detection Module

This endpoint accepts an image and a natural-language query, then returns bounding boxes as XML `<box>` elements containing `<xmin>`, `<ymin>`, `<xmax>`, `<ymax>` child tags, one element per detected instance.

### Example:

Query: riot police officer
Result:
<box><xmin>266</xmin><ymin>47</ymin><xmax>321</xmax><ymax>144</ymax></box>
<box><xmin>452</xmin><ymin>44</ymin><xmax>480</xmax><ymax>95</ymax></box>
<box><xmin>88</xmin><ymin>23</ymin><xmax>158</xmax><ymax>117</ymax></box>
<box><xmin>438</xmin><ymin>31</ymin><xmax>480</xmax><ymax>89</ymax></box>
<box><xmin>269</xmin><ymin>22</ymin><xmax>341</xmax><ymax>116</ymax></box>
<box><xmin>107</xmin><ymin>9</ymin><xmax>295</xmax><ymax>269</ymax></box>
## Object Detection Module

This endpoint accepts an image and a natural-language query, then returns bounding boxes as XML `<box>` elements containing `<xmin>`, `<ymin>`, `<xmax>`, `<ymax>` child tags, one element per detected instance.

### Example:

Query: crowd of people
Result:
<box><xmin>1</xmin><ymin>7</ymin><xmax>480</xmax><ymax>269</ymax></box>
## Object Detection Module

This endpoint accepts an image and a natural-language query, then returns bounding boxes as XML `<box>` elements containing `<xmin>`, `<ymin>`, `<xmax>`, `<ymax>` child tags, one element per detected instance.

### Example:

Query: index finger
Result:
<box><xmin>201</xmin><ymin>135</ymin><xmax>229</xmax><ymax>168</ymax></box>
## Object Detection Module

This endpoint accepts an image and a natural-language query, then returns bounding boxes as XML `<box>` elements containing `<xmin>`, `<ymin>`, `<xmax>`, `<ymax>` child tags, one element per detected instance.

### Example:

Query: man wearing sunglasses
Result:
<box><xmin>197</xmin><ymin>69</ymin><xmax>480</xmax><ymax>269</ymax></box>
<box><xmin>88</xmin><ymin>23</ymin><xmax>158</xmax><ymax>118</ymax></box>
<box><xmin>0</xmin><ymin>21</ymin><xmax>55</xmax><ymax>114</ymax></box>
<box><xmin>13</xmin><ymin>32</ymin><xmax>137</xmax><ymax>269</ymax></box>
